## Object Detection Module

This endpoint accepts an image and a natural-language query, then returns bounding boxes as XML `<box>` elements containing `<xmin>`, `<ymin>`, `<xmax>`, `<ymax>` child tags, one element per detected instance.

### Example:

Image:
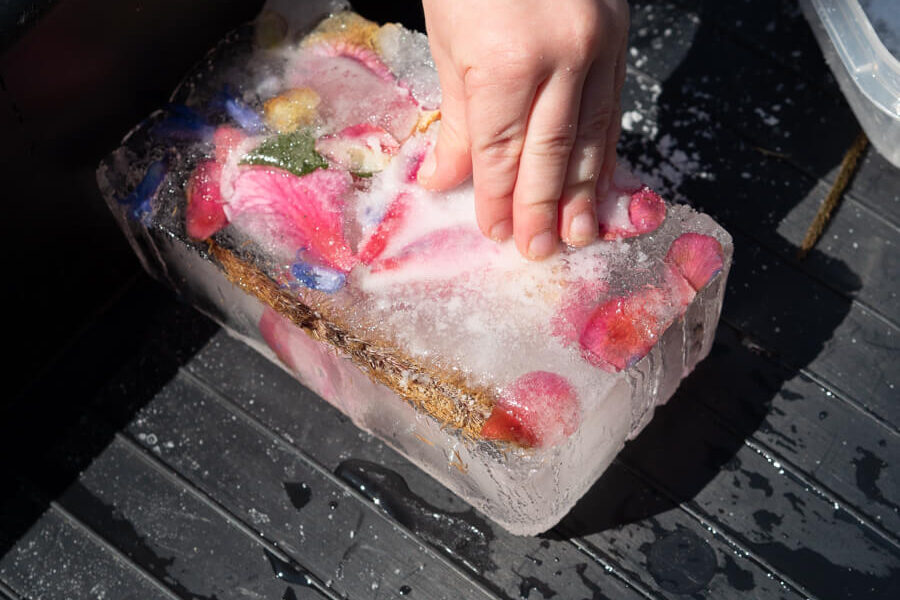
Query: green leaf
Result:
<box><xmin>239</xmin><ymin>130</ymin><xmax>328</xmax><ymax>177</ymax></box>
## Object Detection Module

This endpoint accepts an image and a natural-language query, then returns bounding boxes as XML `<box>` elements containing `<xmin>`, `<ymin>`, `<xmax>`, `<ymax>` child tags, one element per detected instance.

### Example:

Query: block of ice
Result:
<box><xmin>96</xmin><ymin>4</ymin><xmax>732</xmax><ymax>535</ymax></box>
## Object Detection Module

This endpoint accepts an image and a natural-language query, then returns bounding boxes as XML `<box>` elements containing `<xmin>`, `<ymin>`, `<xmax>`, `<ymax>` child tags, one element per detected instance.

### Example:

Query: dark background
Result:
<box><xmin>1</xmin><ymin>0</ymin><xmax>426</xmax><ymax>407</ymax></box>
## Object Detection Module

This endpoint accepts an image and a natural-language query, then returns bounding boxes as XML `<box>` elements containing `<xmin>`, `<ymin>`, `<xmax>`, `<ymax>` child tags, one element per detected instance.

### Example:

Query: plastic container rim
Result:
<box><xmin>806</xmin><ymin>0</ymin><xmax>900</xmax><ymax>119</ymax></box>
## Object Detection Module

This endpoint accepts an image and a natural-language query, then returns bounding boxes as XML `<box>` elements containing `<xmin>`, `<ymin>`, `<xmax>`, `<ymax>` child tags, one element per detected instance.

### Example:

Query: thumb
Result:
<box><xmin>417</xmin><ymin>89</ymin><xmax>472</xmax><ymax>190</ymax></box>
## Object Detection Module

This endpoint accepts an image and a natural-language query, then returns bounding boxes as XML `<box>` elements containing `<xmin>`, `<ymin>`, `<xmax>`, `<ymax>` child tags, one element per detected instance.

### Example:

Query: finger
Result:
<box><xmin>465</xmin><ymin>66</ymin><xmax>541</xmax><ymax>241</ymax></box>
<box><xmin>417</xmin><ymin>52</ymin><xmax>473</xmax><ymax>191</ymax></box>
<box><xmin>513</xmin><ymin>71</ymin><xmax>585</xmax><ymax>257</ymax></box>
<box><xmin>597</xmin><ymin>33</ymin><xmax>629</xmax><ymax>196</ymax></box>
<box><xmin>557</xmin><ymin>56</ymin><xmax>617</xmax><ymax>247</ymax></box>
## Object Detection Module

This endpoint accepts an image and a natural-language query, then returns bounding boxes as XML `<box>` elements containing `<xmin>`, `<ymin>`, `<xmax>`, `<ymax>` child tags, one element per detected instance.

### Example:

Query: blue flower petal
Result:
<box><xmin>225</xmin><ymin>97</ymin><xmax>266</xmax><ymax>134</ymax></box>
<box><xmin>118</xmin><ymin>160</ymin><xmax>167</xmax><ymax>223</ymax></box>
<box><xmin>211</xmin><ymin>86</ymin><xmax>266</xmax><ymax>134</ymax></box>
<box><xmin>152</xmin><ymin>104</ymin><xmax>215</xmax><ymax>141</ymax></box>
<box><xmin>291</xmin><ymin>261</ymin><xmax>346</xmax><ymax>293</ymax></box>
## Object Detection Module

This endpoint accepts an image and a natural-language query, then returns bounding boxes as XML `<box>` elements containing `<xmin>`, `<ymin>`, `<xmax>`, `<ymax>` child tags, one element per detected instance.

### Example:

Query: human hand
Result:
<box><xmin>418</xmin><ymin>0</ymin><xmax>630</xmax><ymax>259</ymax></box>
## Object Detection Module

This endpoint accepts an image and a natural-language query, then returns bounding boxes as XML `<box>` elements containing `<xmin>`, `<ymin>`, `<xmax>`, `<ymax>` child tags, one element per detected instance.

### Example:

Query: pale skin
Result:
<box><xmin>418</xmin><ymin>0</ymin><xmax>630</xmax><ymax>260</ymax></box>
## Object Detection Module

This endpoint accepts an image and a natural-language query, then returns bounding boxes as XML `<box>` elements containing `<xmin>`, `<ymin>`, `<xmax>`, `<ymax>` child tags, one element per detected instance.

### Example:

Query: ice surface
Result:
<box><xmin>96</xmin><ymin>5</ymin><xmax>732</xmax><ymax>535</ymax></box>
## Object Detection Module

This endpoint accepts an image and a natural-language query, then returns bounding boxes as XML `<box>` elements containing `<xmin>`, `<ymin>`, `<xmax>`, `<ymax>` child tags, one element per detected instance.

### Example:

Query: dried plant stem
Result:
<box><xmin>209</xmin><ymin>241</ymin><xmax>494</xmax><ymax>438</ymax></box>
<box><xmin>797</xmin><ymin>131</ymin><xmax>868</xmax><ymax>260</ymax></box>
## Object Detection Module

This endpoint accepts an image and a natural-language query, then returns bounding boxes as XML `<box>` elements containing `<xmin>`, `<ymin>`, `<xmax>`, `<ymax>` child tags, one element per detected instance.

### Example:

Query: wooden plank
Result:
<box><xmin>0</xmin><ymin>578</ymin><xmax>20</xmax><ymax>600</ymax></box>
<box><xmin>722</xmin><ymin>231</ymin><xmax>899</xmax><ymax>430</ymax></box>
<box><xmin>686</xmin><ymin>324</ymin><xmax>900</xmax><ymax>538</ymax></box>
<box><xmin>58</xmin><ymin>436</ymin><xmax>330</xmax><ymax>600</ymax></box>
<box><xmin>187</xmin><ymin>330</ymin><xmax>807</xmax><ymax>599</ymax></box>
<box><xmin>126</xmin><ymin>372</ymin><xmax>498</xmax><ymax>600</ymax></box>
<box><xmin>561</xmin><ymin>463</ymin><xmax>801</xmax><ymax>600</ymax></box>
<box><xmin>775</xmin><ymin>182</ymin><xmax>898</xmax><ymax>325</ymax></box>
<box><xmin>619</xmin><ymin>386</ymin><xmax>900</xmax><ymax>600</ymax></box>
<box><xmin>0</xmin><ymin>508</ymin><xmax>175</xmax><ymax>600</ymax></box>
<box><xmin>840</xmin><ymin>150</ymin><xmax>900</xmax><ymax>227</ymax></box>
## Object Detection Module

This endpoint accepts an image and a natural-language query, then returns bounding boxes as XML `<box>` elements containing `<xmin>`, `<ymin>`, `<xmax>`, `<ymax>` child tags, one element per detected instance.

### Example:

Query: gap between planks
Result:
<box><xmin>687</xmin><ymin>382</ymin><xmax>900</xmax><ymax>550</ymax></box>
<box><xmin>169</xmin><ymin>367</ymin><xmax>503</xmax><ymax>600</ymax></box>
<box><xmin>47</xmin><ymin>501</ymin><xmax>183</xmax><ymax>600</ymax></box>
<box><xmin>558</xmin><ymin>537</ymin><xmax>658</xmax><ymax>600</ymax></box>
<box><xmin>0</xmin><ymin>576</ymin><xmax>24</xmax><ymax>600</ymax></box>
<box><xmin>186</xmin><ymin>359</ymin><xmax>814</xmax><ymax>600</ymax></box>
<box><xmin>721</xmin><ymin>315</ymin><xmax>900</xmax><ymax>439</ymax></box>
<box><xmin>612</xmin><ymin>457</ymin><xmax>815</xmax><ymax>600</ymax></box>
<box><xmin>112</xmin><ymin>432</ymin><xmax>344</xmax><ymax>600</ymax></box>
<box><xmin>178</xmin><ymin>366</ymin><xmax>655</xmax><ymax>600</ymax></box>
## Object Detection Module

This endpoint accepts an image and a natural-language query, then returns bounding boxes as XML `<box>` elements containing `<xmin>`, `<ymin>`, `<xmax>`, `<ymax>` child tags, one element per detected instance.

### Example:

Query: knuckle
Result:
<box><xmin>463</xmin><ymin>56</ymin><xmax>535</xmax><ymax>91</ymax></box>
<box><xmin>474</xmin><ymin>122</ymin><xmax>526</xmax><ymax>162</ymax></box>
<box><xmin>578</xmin><ymin>105</ymin><xmax>616</xmax><ymax>143</ymax></box>
<box><xmin>462</xmin><ymin>66</ymin><xmax>495</xmax><ymax>92</ymax></box>
<box><xmin>527</xmin><ymin>126</ymin><xmax>577</xmax><ymax>159</ymax></box>
<box><xmin>515</xmin><ymin>192</ymin><xmax>559</xmax><ymax>212</ymax></box>
<box><xmin>565</xmin><ymin>25</ymin><xmax>600</xmax><ymax>63</ymax></box>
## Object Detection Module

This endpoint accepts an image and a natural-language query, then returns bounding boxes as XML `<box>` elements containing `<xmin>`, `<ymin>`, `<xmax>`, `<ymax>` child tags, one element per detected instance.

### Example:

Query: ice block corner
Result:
<box><xmin>96</xmin><ymin>6</ymin><xmax>732</xmax><ymax>535</ymax></box>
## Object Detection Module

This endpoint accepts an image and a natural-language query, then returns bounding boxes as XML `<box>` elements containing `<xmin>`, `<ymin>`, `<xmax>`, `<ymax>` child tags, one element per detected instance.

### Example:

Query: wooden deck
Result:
<box><xmin>1</xmin><ymin>1</ymin><xmax>898</xmax><ymax>598</ymax></box>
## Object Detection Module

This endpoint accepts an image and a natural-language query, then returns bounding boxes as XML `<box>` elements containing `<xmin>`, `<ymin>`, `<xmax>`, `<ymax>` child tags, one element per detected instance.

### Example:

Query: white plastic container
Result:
<box><xmin>801</xmin><ymin>0</ymin><xmax>900</xmax><ymax>168</ymax></box>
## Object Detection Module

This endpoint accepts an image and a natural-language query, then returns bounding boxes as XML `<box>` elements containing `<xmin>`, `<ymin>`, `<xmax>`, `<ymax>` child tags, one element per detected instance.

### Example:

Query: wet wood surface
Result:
<box><xmin>2</xmin><ymin>1</ymin><xmax>898</xmax><ymax>598</ymax></box>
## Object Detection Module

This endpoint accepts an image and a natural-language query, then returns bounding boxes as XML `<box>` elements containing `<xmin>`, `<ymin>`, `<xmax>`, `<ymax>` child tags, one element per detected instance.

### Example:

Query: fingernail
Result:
<box><xmin>489</xmin><ymin>218</ymin><xmax>513</xmax><ymax>241</ymax></box>
<box><xmin>527</xmin><ymin>230</ymin><xmax>556</xmax><ymax>260</ymax></box>
<box><xmin>416</xmin><ymin>148</ymin><xmax>436</xmax><ymax>183</ymax></box>
<box><xmin>568</xmin><ymin>210</ymin><xmax>597</xmax><ymax>246</ymax></box>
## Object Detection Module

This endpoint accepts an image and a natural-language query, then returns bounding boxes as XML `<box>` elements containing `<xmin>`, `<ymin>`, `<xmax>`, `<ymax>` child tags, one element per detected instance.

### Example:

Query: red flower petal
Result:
<box><xmin>665</xmin><ymin>233</ymin><xmax>724</xmax><ymax>291</ymax></box>
<box><xmin>481</xmin><ymin>371</ymin><xmax>580</xmax><ymax>448</ymax></box>
<box><xmin>228</xmin><ymin>166</ymin><xmax>356</xmax><ymax>271</ymax></box>
<box><xmin>579</xmin><ymin>287</ymin><xmax>667</xmax><ymax>372</ymax></box>
<box><xmin>185</xmin><ymin>160</ymin><xmax>228</xmax><ymax>240</ymax></box>
<box><xmin>357</xmin><ymin>193</ymin><xmax>408</xmax><ymax>264</ymax></box>
<box><xmin>628</xmin><ymin>187</ymin><xmax>666</xmax><ymax>234</ymax></box>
